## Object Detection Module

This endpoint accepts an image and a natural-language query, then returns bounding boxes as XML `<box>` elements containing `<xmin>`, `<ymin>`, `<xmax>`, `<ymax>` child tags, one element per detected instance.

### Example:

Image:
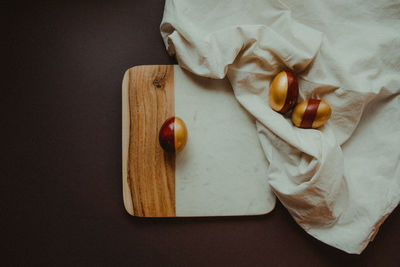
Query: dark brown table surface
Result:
<box><xmin>2</xmin><ymin>1</ymin><xmax>399</xmax><ymax>266</ymax></box>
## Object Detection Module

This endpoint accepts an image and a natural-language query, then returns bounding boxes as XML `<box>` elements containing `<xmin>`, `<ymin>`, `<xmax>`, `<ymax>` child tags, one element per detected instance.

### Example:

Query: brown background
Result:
<box><xmin>2</xmin><ymin>1</ymin><xmax>399</xmax><ymax>266</ymax></box>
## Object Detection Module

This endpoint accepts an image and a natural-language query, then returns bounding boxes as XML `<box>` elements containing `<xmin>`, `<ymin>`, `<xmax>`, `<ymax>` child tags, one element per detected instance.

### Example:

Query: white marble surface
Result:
<box><xmin>174</xmin><ymin>66</ymin><xmax>275</xmax><ymax>216</ymax></box>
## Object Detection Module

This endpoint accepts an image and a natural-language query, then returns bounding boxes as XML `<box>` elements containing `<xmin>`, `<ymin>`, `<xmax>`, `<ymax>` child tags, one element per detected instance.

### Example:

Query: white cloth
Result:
<box><xmin>160</xmin><ymin>0</ymin><xmax>400</xmax><ymax>254</ymax></box>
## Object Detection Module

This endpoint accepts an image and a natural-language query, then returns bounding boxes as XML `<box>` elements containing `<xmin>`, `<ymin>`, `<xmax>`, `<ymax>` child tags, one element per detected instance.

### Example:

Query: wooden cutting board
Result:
<box><xmin>122</xmin><ymin>65</ymin><xmax>275</xmax><ymax>217</ymax></box>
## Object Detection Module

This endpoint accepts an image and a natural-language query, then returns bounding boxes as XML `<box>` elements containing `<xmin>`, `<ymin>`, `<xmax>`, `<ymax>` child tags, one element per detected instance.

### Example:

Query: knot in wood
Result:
<box><xmin>153</xmin><ymin>80</ymin><xmax>163</xmax><ymax>89</ymax></box>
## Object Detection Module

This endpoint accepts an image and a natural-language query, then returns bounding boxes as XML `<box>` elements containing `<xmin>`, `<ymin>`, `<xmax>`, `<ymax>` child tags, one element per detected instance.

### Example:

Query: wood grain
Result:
<box><xmin>122</xmin><ymin>65</ymin><xmax>175</xmax><ymax>217</ymax></box>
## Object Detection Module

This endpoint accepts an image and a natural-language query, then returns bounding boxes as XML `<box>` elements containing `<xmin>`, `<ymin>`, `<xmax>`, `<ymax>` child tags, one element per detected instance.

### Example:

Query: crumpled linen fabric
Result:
<box><xmin>160</xmin><ymin>0</ymin><xmax>400</xmax><ymax>254</ymax></box>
